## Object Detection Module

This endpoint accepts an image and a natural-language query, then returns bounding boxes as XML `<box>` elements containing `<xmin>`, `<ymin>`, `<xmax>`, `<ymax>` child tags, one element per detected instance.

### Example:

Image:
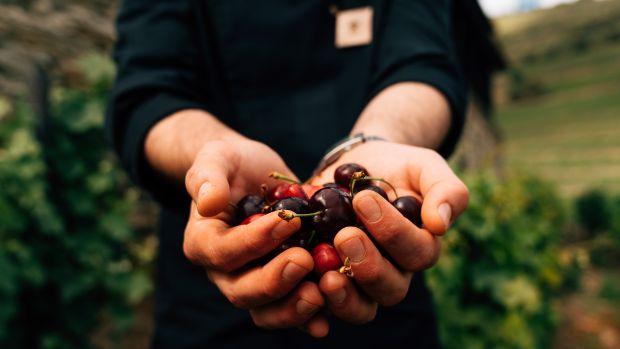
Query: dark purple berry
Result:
<box><xmin>236</xmin><ymin>195</ymin><xmax>264</xmax><ymax>223</ymax></box>
<box><xmin>309</xmin><ymin>187</ymin><xmax>356</xmax><ymax>240</ymax></box>
<box><xmin>273</xmin><ymin>197</ymin><xmax>313</xmax><ymax>232</ymax></box>
<box><xmin>323</xmin><ymin>182</ymin><xmax>351</xmax><ymax>194</ymax></box>
<box><xmin>355</xmin><ymin>185</ymin><xmax>388</xmax><ymax>200</ymax></box>
<box><xmin>273</xmin><ymin>197</ymin><xmax>311</xmax><ymax>215</ymax></box>
<box><xmin>334</xmin><ymin>163</ymin><xmax>369</xmax><ymax>187</ymax></box>
<box><xmin>392</xmin><ymin>196</ymin><xmax>422</xmax><ymax>226</ymax></box>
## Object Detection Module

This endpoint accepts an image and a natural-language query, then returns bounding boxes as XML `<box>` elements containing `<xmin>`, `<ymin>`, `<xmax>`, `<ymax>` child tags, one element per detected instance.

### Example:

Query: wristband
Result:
<box><xmin>312</xmin><ymin>133</ymin><xmax>387</xmax><ymax>176</ymax></box>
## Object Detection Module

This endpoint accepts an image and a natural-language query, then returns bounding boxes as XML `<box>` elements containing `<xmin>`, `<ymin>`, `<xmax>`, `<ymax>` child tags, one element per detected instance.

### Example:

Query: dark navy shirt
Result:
<box><xmin>106</xmin><ymin>1</ymin><xmax>466</xmax><ymax>348</ymax></box>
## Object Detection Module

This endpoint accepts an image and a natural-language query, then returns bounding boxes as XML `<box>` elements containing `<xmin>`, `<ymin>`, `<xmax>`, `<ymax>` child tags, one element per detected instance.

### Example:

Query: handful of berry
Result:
<box><xmin>233</xmin><ymin>163</ymin><xmax>422</xmax><ymax>276</ymax></box>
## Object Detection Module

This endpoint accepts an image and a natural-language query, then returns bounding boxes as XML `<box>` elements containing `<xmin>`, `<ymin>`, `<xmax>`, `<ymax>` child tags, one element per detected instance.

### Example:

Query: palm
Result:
<box><xmin>227</xmin><ymin>141</ymin><xmax>298</xmax><ymax>203</ymax></box>
<box><xmin>310</xmin><ymin>142</ymin><xmax>417</xmax><ymax>199</ymax></box>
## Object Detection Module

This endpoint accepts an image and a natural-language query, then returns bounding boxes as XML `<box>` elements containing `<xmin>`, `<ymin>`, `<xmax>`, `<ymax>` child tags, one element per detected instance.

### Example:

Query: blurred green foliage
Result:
<box><xmin>574</xmin><ymin>189</ymin><xmax>620</xmax><ymax>266</ymax></box>
<box><xmin>0</xmin><ymin>54</ymin><xmax>152</xmax><ymax>348</ymax></box>
<box><xmin>613</xmin><ymin>196</ymin><xmax>620</xmax><ymax>242</ymax></box>
<box><xmin>576</xmin><ymin>189</ymin><xmax>612</xmax><ymax>235</ymax></box>
<box><xmin>507</xmin><ymin>68</ymin><xmax>547</xmax><ymax>101</ymax></box>
<box><xmin>428</xmin><ymin>172</ymin><xmax>578</xmax><ymax>349</ymax></box>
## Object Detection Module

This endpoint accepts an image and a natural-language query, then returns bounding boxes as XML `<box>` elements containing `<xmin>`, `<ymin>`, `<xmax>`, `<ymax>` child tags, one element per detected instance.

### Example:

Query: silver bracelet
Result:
<box><xmin>312</xmin><ymin>133</ymin><xmax>387</xmax><ymax>176</ymax></box>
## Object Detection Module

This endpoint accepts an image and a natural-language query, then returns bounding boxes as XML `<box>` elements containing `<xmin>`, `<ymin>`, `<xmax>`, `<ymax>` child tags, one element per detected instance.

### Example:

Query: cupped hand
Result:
<box><xmin>183</xmin><ymin>139</ymin><xmax>328</xmax><ymax>337</ymax></box>
<box><xmin>310</xmin><ymin>141</ymin><xmax>469</xmax><ymax>324</ymax></box>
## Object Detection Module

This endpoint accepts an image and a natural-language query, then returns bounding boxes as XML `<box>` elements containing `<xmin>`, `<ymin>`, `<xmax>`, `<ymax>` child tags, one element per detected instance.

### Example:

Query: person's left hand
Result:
<box><xmin>309</xmin><ymin>140</ymin><xmax>469</xmax><ymax>324</ymax></box>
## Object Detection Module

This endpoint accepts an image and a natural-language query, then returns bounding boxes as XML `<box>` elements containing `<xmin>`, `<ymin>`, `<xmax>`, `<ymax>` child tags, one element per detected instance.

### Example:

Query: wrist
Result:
<box><xmin>312</xmin><ymin>133</ymin><xmax>387</xmax><ymax>176</ymax></box>
<box><xmin>145</xmin><ymin>109</ymin><xmax>246</xmax><ymax>181</ymax></box>
<box><xmin>351</xmin><ymin>82</ymin><xmax>451</xmax><ymax>149</ymax></box>
<box><xmin>349</xmin><ymin>123</ymin><xmax>415</xmax><ymax>146</ymax></box>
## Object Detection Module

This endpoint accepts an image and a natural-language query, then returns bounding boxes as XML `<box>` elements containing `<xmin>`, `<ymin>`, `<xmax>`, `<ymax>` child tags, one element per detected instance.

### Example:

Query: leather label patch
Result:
<box><xmin>335</xmin><ymin>6</ymin><xmax>373</xmax><ymax>48</ymax></box>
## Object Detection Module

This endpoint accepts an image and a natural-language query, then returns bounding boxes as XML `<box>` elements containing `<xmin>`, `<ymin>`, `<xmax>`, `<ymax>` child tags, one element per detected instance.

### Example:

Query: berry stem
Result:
<box><xmin>307</xmin><ymin>230</ymin><xmax>316</xmax><ymax>245</ymax></box>
<box><xmin>349</xmin><ymin>171</ymin><xmax>366</xmax><ymax>194</ymax></box>
<box><xmin>277</xmin><ymin>209</ymin><xmax>323</xmax><ymax>221</ymax></box>
<box><xmin>260</xmin><ymin>183</ymin><xmax>268</xmax><ymax>197</ymax></box>
<box><xmin>368</xmin><ymin>177</ymin><xmax>398</xmax><ymax>198</ymax></box>
<box><xmin>269</xmin><ymin>172</ymin><xmax>300</xmax><ymax>184</ymax></box>
<box><xmin>339</xmin><ymin>257</ymin><xmax>353</xmax><ymax>277</ymax></box>
<box><xmin>350</xmin><ymin>174</ymin><xmax>398</xmax><ymax>198</ymax></box>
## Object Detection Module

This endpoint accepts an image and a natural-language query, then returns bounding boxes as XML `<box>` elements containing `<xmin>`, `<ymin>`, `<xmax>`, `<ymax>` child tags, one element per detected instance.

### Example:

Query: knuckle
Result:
<box><xmin>185</xmin><ymin>164</ymin><xmax>196</xmax><ymax>181</ymax></box>
<box><xmin>422</xmin><ymin>148</ymin><xmax>441</xmax><ymax>161</ymax></box>
<box><xmin>226</xmin><ymin>290</ymin><xmax>250</xmax><ymax>310</ymax></box>
<box><xmin>449</xmin><ymin>179</ymin><xmax>469</xmax><ymax>198</ymax></box>
<box><xmin>458</xmin><ymin>182</ymin><xmax>470</xmax><ymax>205</ymax></box>
<box><xmin>400</xmin><ymin>257</ymin><xmax>417</xmax><ymax>272</ymax></box>
<box><xmin>182</xmin><ymin>237</ymin><xmax>201</xmax><ymax>265</ymax></box>
<box><xmin>209</xmin><ymin>139</ymin><xmax>233</xmax><ymax>154</ymax></box>
<box><xmin>358</xmin><ymin>264</ymin><xmax>382</xmax><ymax>284</ymax></box>
<box><xmin>204</xmin><ymin>140</ymin><xmax>240</xmax><ymax>167</ymax></box>
<box><xmin>207</xmin><ymin>248</ymin><xmax>234</xmax><ymax>272</ymax></box>
<box><xmin>351</xmin><ymin>304</ymin><xmax>378</xmax><ymax>324</ymax></box>
<box><xmin>241</xmin><ymin>226</ymin><xmax>268</xmax><ymax>255</ymax></box>
<box><xmin>427</xmin><ymin>245</ymin><xmax>441</xmax><ymax>268</ymax></box>
<box><xmin>375</xmin><ymin>221</ymin><xmax>402</xmax><ymax>247</ymax></box>
<box><xmin>249</xmin><ymin>311</ymin><xmax>267</xmax><ymax>328</ymax></box>
<box><xmin>379</xmin><ymin>285</ymin><xmax>409</xmax><ymax>307</ymax></box>
<box><xmin>249</xmin><ymin>311</ymin><xmax>275</xmax><ymax>329</ymax></box>
<box><xmin>261</xmin><ymin>279</ymin><xmax>286</xmax><ymax>301</ymax></box>
<box><xmin>185</xmin><ymin>166</ymin><xmax>199</xmax><ymax>191</ymax></box>
<box><xmin>408</xmin><ymin>242</ymin><xmax>439</xmax><ymax>271</ymax></box>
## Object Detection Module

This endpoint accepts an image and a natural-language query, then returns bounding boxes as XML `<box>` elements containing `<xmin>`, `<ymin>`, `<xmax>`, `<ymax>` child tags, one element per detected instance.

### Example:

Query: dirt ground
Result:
<box><xmin>554</xmin><ymin>269</ymin><xmax>620</xmax><ymax>349</ymax></box>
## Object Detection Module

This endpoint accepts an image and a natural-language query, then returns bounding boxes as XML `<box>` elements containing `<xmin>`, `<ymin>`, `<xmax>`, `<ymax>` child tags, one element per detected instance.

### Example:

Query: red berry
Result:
<box><xmin>240</xmin><ymin>213</ymin><xmax>265</xmax><ymax>225</ymax></box>
<box><xmin>312</xmin><ymin>243</ymin><xmax>342</xmax><ymax>276</ymax></box>
<box><xmin>267</xmin><ymin>183</ymin><xmax>307</xmax><ymax>202</ymax></box>
<box><xmin>302</xmin><ymin>184</ymin><xmax>322</xmax><ymax>199</ymax></box>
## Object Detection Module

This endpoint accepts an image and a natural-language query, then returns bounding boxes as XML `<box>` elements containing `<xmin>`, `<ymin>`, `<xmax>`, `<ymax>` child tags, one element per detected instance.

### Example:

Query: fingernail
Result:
<box><xmin>356</xmin><ymin>195</ymin><xmax>382</xmax><ymax>222</ymax></box>
<box><xmin>296</xmin><ymin>299</ymin><xmax>319</xmax><ymax>315</ymax></box>
<box><xmin>198</xmin><ymin>182</ymin><xmax>212</xmax><ymax>199</ymax></box>
<box><xmin>329</xmin><ymin>288</ymin><xmax>346</xmax><ymax>305</ymax></box>
<box><xmin>438</xmin><ymin>203</ymin><xmax>452</xmax><ymax>229</ymax></box>
<box><xmin>272</xmin><ymin>217</ymin><xmax>297</xmax><ymax>240</ymax></box>
<box><xmin>282</xmin><ymin>262</ymin><xmax>307</xmax><ymax>282</ymax></box>
<box><xmin>340</xmin><ymin>237</ymin><xmax>365</xmax><ymax>263</ymax></box>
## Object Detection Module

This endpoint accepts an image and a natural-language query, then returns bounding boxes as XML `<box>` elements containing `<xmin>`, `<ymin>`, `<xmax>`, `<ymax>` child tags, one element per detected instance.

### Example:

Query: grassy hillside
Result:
<box><xmin>493</xmin><ymin>0</ymin><xmax>620</xmax><ymax>197</ymax></box>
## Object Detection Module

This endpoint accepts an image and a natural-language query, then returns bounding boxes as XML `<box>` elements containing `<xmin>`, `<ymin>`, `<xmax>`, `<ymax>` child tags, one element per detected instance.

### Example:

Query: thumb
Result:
<box><xmin>185</xmin><ymin>141</ymin><xmax>238</xmax><ymax>217</ymax></box>
<box><xmin>420</xmin><ymin>179</ymin><xmax>469</xmax><ymax>235</ymax></box>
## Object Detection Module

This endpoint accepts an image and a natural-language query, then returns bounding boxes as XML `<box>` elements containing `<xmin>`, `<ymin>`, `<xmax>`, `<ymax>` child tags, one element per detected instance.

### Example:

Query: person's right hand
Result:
<box><xmin>182</xmin><ymin>139</ymin><xmax>328</xmax><ymax>337</ymax></box>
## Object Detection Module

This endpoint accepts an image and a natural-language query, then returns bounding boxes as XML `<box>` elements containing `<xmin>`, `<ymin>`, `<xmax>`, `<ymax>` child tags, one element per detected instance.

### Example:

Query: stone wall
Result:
<box><xmin>0</xmin><ymin>0</ymin><xmax>117</xmax><ymax>97</ymax></box>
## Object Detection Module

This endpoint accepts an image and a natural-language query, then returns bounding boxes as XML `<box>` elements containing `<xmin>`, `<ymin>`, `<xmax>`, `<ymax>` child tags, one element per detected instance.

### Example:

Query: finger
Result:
<box><xmin>249</xmin><ymin>281</ymin><xmax>324</xmax><ymax>330</ymax></box>
<box><xmin>333</xmin><ymin>227</ymin><xmax>412</xmax><ymax>306</ymax></box>
<box><xmin>184</xmin><ymin>208</ymin><xmax>301</xmax><ymax>271</ymax></box>
<box><xmin>352</xmin><ymin>190</ymin><xmax>441</xmax><ymax>271</ymax></box>
<box><xmin>209</xmin><ymin>247</ymin><xmax>313</xmax><ymax>309</ymax></box>
<box><xmin>185</xmin><ymin>140</ymin><xmax>238</xmax><ymax>217</ymax></box>
<box><xmin>407</xmin><ymin>150</ymin><xmax>469</xmax><ymax>234</ymax></box>
<box><xmin>298</xmin><ymin>313</ymin><xmax>330</xmax><ymax>338</ymax></box>
<box><xmin>319</xmin><ymin>271</ymin><xmax>378</xmax><ymax>324</ymax></box>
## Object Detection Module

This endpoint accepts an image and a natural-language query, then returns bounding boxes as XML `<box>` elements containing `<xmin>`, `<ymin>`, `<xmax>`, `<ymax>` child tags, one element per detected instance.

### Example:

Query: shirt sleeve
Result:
<box><xmin>370</xmin><ymin>0</ymin><xmax>468</xmax><ymax>158</ymax></box>
<box><xmin>105</xmin><ymin>0</ymin><xmax>209</xmax><ymax>201</ymax></box>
